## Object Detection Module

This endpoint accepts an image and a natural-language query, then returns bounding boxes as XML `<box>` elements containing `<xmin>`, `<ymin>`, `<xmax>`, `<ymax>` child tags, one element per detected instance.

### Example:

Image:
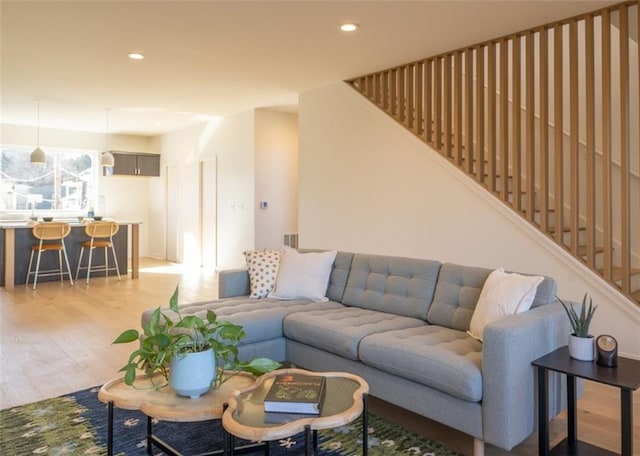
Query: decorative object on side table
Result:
<box><xmin>596</xmin><ymin>334</ymin><xmax>618</xmax><ymax>367</ymax></box>
<box><xmin>112</xmin><ymin>284</ymin><xmax>280</xmax><ymax>398</ymax></box>
<box><xmin>558</xmin><ymin>293</ymin><xmax>597</xmax><ymax>361</ymax></box>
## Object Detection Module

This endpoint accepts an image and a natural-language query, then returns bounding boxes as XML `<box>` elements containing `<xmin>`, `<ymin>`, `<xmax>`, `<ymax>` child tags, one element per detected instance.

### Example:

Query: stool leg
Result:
<box><xmin>33</xmin><ymin>249</ymin><xmax>43</xmax><ymax>290</ymax></box>
<box><xmin>58</xmin><ymin>249</ymin><xmax>64</xmax><ymax>283</ymax></box>
<box><xmin>86</xmin><ymin>246</ymin><xmax>94</xmax><ymax>284</ymax></box>
<box><xmin>110</xmin><ymin>244</ymin><xmax>121</xmax><ymax>280</ymax></box>
<box><xmin>104</xmin><ymin>246</ymin><xmax>109</xmax><ymax>278</ymax></box>
<box><xmin>75</xmin><ymin>246</ymin><xmax>84</xmax><ymax>281</ymax></box>
<box><xmin>26</xmin><ymin>249</ymin><xmax>35</xmax><ymax>286</ymax></box>
<box><xmin>62</xmin><ymin>244</ymin><xmax>74</xmax><ymax>285</ymax></box>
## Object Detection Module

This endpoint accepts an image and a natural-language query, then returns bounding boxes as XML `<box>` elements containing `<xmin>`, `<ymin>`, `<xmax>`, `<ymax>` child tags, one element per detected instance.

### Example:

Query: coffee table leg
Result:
<box><xmin>362</xmin><ymin>393</ymin><xmax>369</xmax><ymax>456</ymax></box>
<box><xmin>304</xmin><ymin>424</ymin><xmax>312</xmax><ymax>456</ymax></box>
<box><xmin>107</xmin><ymin>401</ymin><xmax>114</xmax><ymax>456</ymax></box>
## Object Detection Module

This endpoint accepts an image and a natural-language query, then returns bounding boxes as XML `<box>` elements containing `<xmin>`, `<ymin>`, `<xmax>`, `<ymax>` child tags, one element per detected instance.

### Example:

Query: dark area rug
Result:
<box><xmin>0</xmin><ymin>386</ymin><xmax>461</xmax><ymax>455</ymax></box>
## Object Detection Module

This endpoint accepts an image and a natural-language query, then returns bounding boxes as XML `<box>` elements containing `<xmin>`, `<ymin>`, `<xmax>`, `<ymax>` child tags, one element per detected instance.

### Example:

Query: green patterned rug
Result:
<box><xmin>0</xmin><ymin>386</ymin><xmax>461</xmax><ymax>455</ymax></box>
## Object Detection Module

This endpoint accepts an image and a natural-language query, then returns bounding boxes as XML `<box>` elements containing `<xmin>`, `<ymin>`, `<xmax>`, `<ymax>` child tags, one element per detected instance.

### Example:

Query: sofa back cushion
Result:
<box><xmin>296</xmin><ymin>250</ymin><xmax>353</xmax><ymax>302</ymax></box>
<box><xmin>326</xmin><ymin>251</ymin><xmax>355</xmax><ymax>302</ymax></box>
<box><xmin>427</xmin><ymin>263</ymin><xmax>558</xmax><ymax>331</ymax></box>
<box><xmin>341</xmin><ymin>253</ymin><xmax>442</xmax><ymax>319</ymax></box>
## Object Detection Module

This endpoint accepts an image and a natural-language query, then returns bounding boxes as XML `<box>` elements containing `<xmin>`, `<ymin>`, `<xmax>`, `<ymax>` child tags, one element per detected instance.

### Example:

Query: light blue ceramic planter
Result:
<box><xmin>169</xmin><ymin>348</ymin><xmax>216</xmax><ymax>398</ymax></box>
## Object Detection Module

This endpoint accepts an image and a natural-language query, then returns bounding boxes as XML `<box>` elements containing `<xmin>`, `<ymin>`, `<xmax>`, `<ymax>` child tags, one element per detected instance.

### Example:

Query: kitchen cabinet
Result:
<box><xmin>105</xmin><ymin>152</ymin><xmax>160</xmax><ymax>176</ymax></box>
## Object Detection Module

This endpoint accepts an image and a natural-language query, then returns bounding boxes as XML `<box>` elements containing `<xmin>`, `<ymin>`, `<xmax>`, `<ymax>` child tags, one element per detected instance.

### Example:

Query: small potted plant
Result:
<box><xmin>558</xmin><ymin>293</ymin><xmax>597</xmax><ymax>361</ymax></box>
<box><xmin>113</xmin><ymin>285</ymin><xmax>280</xmax><ymax>398</ymax></box>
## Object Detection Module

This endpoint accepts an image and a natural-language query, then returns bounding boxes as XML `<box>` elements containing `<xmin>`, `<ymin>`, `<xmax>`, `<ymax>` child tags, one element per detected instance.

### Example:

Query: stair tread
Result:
<box><xmin>578</xmin><ymin>245</ymin><xmax>605</xmax><ymax>256</ymax></box>
<box><xmin>548</xmin><ymin>225</ymin><xmax>587</xmax><ymax>234</ymax></box>
<box><xmin>598</xmin><ymin>266</ymin><xmax>640</xmax><ymax>282</ymax></box>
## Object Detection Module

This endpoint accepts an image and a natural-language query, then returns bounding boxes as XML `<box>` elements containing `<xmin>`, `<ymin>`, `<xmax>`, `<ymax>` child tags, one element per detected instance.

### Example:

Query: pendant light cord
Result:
<box><xmin>36</xmin><ymin>99</ymin><xmax>40</xmax><ymax>147</ymax></box>
<box><xmin>105</xmin><ymin>108</ymin><xmax>109</xmax><ymax>151</ymax></box>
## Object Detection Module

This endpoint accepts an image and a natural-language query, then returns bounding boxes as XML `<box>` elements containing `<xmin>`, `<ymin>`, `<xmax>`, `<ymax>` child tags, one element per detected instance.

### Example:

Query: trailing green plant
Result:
<box><xmin>113</xmin><ymin>284</ymin><xmax>280</xmax><ymax>389</ymax></box>
<box><xmin>558</xmin><ymin>293</ymin><xmax>597</xmax><ymax>338</ymax></box>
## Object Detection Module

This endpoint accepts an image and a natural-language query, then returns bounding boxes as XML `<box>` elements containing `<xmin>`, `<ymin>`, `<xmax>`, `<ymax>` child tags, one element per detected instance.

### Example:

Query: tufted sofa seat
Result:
<box><xmin>141</xmin><ymin>250</ymin><xmax>569</xmax><ymax>455</ymax></box>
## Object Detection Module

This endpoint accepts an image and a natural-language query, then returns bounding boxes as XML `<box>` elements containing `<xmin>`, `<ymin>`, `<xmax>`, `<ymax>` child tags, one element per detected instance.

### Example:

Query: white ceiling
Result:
<box><xmin>1</xmin><ymin>0</ymin><xmax>616</xmax><ymax>136</ymax></box>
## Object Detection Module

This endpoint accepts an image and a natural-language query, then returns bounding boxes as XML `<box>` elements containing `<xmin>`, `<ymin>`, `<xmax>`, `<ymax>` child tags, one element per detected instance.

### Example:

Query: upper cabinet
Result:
<box><xmin>105</xmin><ymin>152</ymin><xmax>160</xmax><ymax>177</ymax></box>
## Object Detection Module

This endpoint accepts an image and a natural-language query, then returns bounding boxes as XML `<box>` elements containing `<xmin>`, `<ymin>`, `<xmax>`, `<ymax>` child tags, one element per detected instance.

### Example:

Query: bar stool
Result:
<box><xmin>76</xmin><ymin>221</ymin><xmax>121</xmax><ymax>284</ymax></box>
<box><xmin>26</xmin><ymin>222</ymin><xmax>74</xmax><ymax>290</ymax></box>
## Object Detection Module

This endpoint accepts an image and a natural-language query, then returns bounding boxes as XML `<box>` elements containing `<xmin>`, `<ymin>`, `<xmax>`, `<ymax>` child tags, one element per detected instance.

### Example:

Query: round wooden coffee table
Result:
<box><xmin>99</xmin><ymin>371</ymin><xmax>258</xmax><ymax>456</ymax></box>
<box><xmin>222</xmin><ymin>368</ymin><xmax>370</xmax><ymax>456</ymax></box>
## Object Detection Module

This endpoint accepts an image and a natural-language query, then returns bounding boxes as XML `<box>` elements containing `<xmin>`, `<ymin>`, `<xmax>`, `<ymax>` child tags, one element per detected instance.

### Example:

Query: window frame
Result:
<box><xmin>0</xmin><ymin>144</ymin><xmax>101</xmax><ymax>219</ymax></box>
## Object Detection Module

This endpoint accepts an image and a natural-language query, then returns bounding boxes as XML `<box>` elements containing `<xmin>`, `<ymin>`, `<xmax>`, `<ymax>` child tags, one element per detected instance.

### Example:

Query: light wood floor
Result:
<box><xmin>1</xmin><ymin>258</ymin><xmax>637</xmax><ymax>455</ymax></box>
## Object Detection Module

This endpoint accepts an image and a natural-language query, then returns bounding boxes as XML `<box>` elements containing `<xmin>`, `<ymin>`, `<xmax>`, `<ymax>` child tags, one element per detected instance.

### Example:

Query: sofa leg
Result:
<box><xmin>473</xmin><ymin>438</ymin><xmax>485</xmax><ymax>456</ymax></box>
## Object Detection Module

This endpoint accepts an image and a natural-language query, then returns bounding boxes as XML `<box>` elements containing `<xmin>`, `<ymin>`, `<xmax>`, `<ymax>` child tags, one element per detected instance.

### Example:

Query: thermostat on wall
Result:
<box><xmin>260</xmin><ymin>201</ymin><xmax>268</xmax><ymax>209</ymax></box>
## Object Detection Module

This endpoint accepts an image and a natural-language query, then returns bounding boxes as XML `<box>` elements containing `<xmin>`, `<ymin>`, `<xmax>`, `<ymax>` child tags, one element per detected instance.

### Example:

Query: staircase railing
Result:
<box><xmin>347</xmin><ymin>1</ymin><xmax>640</xmax><ymax>304</ymax></box>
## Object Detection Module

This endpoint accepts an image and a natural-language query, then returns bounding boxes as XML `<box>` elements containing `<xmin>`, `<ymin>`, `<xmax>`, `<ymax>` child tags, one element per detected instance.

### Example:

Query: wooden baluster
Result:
<box><xmin>425</xmin><ymin>59</ymin><xmax>433</xmax><ymax>144</ymax></box>
<box><xmin>475</xmin><ymin>45</ymin><xmax>485</xmax><ymax>184</ymax></box>
<box><xmin>602</xmin><ymin>9</ymin><xmax>612</xmax><ymax>282</ymax></box>
<box><xmin>553</xmin><ymin>24</ymin><xmax>564</xmax><ymax>246</ymax></box>
<box><xmin>500</xmin><ymin>39</ymin><xmax>509</xmax><ymax>202</ymax></box>
<box><xmin>569</xmin><ymin>20</ymin><xmax>580</xmax><ymax>256</ymax></box>
<box><xmin>619</xmin><ymin>4</ymin><xmax>631</xmax><ymax>295</ymax></box>
<box><xmin>539</xmin><ymin>27</ymin><xmax>550</xmax><ymax>233</ymax></box>
<box><xmin>465</xmin><ymin>48</ymin><xmax>474</xmax><ymax>175</ymax></box>
<box><xmin>454</xmin><ymin>51</ymin><xmax>463</xmax><ymax>166</ymax></box>
<box><xmin>585</xmin><ymin>15</ymin><xmax>596</xmax><ymax>268</ymax></box>
<box><xmin>487</xmin><ymin>42</ymin><xmax>497</xmax><ymax>193</ymax></box>
<box><xmin>512</xmin><ymin>35</ymin><xmax>522</xmax><ymax>213</ymax></box>
<box><xmin>525</xmin><ymin>31</ymin><xmax>535</xmax><ymax>222</ymax></box>
<box><xmin>444</xmin><ymin>54</ymin><xmax>452</xmax><ymax>158</ymax></box>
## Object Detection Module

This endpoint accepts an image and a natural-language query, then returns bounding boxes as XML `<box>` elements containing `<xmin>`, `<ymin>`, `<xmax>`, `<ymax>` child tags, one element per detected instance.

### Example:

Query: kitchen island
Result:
<box><xmin>0</xmin><ymin>220</ymin><xmax>140</xmax><ymax>289</ymax></box>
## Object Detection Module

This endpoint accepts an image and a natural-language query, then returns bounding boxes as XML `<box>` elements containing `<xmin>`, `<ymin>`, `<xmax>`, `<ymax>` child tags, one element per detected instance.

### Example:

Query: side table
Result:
<box><xmin>222</xmin><ymin>368</ymin><xmax>370</xmax><ymax>456</ymax></box>
<box><xmin>98</xmin><ymin>372</ymin><xmax>258</xmax><ymax>456</ymax></box>
<box><xmin>532</xmin><ymin>345</ymin><xmax>640</xmax><ymax>455</ymax></box>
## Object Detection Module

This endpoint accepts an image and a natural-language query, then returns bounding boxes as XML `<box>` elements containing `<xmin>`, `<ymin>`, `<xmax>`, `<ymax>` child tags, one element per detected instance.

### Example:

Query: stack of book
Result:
<box><xmin>264</xmin><ymin>373</ymin><xmax>326</xmax><ymax>415</ymax></box>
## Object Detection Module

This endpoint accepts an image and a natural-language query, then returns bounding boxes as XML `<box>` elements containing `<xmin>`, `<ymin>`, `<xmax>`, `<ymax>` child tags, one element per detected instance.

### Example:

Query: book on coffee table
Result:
<box><xmin>263</xmin><ymin>373</ymin><xmax>326</xmax><ymax>414</ymax></box>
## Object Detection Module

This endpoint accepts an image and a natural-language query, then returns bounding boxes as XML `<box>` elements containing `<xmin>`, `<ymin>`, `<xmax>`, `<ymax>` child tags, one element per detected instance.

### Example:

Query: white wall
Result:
<box><xmin>254</xmin><ymin>109</ymin><xmax>299</xmax><ymax>250</ymax></box>
<box><xmin>1</xmin><ymin>123</ymin><xmax>155</xmax><ymax>258</ymax></box>
<box><xmin>154</xmin><ymin>109</ymin><xmax>299</xmax><ymax>269</ymax></box>
<box><xmin>299</xmin><ymin>82</ymin><xmax>640</xmax><ymax>358</ymax></box>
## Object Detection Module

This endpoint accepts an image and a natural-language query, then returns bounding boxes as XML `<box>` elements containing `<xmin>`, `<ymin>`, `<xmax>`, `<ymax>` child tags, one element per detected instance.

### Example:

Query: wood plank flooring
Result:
<box><xmin>1</xmin><ymin>258</ymin><xmax>637</xmax><ymax>455</ymax></box>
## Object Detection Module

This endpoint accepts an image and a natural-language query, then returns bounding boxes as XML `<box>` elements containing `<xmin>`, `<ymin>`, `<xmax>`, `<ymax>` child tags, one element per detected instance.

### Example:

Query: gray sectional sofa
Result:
<box><xmin>142</xmin><ymin>251</ymin><xmax>569</xmax><ymax>455</ymax></box>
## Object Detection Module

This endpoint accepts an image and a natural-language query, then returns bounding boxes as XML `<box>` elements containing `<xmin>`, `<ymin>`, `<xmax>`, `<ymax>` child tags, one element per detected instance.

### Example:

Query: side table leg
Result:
<box><xmin>566</xmin><ymin>374</ymin><xmax>577</xmax><ymax>446</ymax></box>
<box><xmin>362</xmin><ymin>393</ymin><xmax>369</xmax><ymax>456</ymax></box>
<box><xmin>536</xmin><ymin>367</ymin><xmax>549</xmax><ymax>456</ymax></box>
<box><xmin>107</xmin><ymin>401</ymin><xmax>114</xmax><ymax>456</ymax></box>
<box><xmin>621</xmin><ymin>388</ymin><xmax>633</xmax><ymax>456</ymax></box>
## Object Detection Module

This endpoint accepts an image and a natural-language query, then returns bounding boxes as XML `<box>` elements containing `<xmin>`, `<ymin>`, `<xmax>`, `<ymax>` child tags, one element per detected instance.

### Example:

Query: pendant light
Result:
<box><xmin>30</xmin><ymin>100</ymin><xmax>46</xmax><ymax>164</ymax></box>
<box><xmin>100</xmin><ymin>108</ymin><xmax>115</xmax><ymax>167</ymax></box>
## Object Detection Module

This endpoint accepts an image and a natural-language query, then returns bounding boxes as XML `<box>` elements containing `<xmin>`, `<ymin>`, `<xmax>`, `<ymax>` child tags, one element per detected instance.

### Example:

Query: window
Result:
<box><xmin>0</xmin><ymin>145</ymin><xmax>99</xmax><ymax>216</ymax></box>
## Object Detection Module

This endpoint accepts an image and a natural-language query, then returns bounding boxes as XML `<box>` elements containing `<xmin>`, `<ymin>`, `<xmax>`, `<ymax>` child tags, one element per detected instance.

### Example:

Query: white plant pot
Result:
<box><xmin>568</xmin><ymin>334</ymin><xmax>595</xmax><ymax>361</ymax></box>
<box><xmin>169</xmin><ymin>348</ymin><xmax>216</xmax><ymax>398</ymax></box>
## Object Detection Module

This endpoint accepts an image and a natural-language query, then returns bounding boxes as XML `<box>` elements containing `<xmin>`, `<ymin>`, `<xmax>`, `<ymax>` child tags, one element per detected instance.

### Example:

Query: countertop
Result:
<box><xmin>0</xmin><ymin>219</ymin><xmax>142</xmax><ymax>228</ymax></box>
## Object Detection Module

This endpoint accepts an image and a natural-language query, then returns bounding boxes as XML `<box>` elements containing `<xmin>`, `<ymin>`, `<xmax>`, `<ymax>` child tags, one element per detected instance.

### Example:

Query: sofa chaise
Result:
<box><xmin>141</xmin><ymin>250</ymin><xmax>569</xmax><ymax>455</ymax></box>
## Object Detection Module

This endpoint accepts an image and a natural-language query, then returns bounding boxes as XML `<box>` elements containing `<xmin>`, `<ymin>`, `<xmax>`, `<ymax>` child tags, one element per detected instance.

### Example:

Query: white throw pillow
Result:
<box><xmin>467</xmin><ymin>268</ymin><xmax>544</xmax><ymax>342</ymax></box>
<box><xmin>244</xmin><ymin>250</ymin><xmax>281</xmax><ymax>298</ymax></box>
<box><xmin>268</xmin><ymin>247</ymin><xmax>338</xmax><ymax>302</ymax></box>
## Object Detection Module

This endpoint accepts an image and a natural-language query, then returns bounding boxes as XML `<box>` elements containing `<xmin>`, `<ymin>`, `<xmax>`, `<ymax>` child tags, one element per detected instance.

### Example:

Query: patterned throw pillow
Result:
<box><xmin>244</xmin><ymin>250</ymin><xmax>281</xmax><ymax>298</ymax></box>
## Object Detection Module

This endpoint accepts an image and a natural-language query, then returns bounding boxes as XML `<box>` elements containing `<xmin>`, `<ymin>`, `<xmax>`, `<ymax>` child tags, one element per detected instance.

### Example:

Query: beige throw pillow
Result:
<box><xmin>268</xmin><ymin>247</ymin><xmax>337</xmax><ymax>302</ymax></box>
<box><xmin>468</xmin><ymin>268</ymin><xmax>544</xmax><ymax>342</ymax></box>
<box><xmin>244</xmin><ymin>250</ymin><xmax>281</xmax><ymax>298</ymax></box>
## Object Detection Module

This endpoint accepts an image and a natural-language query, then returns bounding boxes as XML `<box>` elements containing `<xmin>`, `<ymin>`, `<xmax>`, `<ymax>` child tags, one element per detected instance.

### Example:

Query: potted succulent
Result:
<box><xmin>113</xmin><ymin>285</ymin><xmax>280</xmax><ymax>398</ymax></box>
<box><xmin>558</xmin><ymin>293</ymin><xmax>597</xmax><ymax>361</ymax></box>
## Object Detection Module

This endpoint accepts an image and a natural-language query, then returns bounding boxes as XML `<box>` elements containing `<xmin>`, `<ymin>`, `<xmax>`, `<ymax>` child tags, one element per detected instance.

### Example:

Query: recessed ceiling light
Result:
<box><xmin>340</xmin><ymin>23</ymin><xmax>359</xmax><ymax>32</ymax></box>
<box><xmin>128</xmin><ymin>53</ymin><xmax>145</xmax><ymax>60</ymax></box>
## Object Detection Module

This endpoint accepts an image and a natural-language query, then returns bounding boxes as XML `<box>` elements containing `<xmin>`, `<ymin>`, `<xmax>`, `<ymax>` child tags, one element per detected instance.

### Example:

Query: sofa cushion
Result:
<box><xmin>427</xmin><ymin>263</ymin><xmax>557</xmax><ymax>331</ymax></box>
<box><xmin>467</xmin><ymin>268</ymin><xmax>544</xmax><ymax>341</ymax></box>
<box><xmin>244</xmin><ymin>250</ymin><xmax>280</xmax><ymax>298</ymax></box>
<box><xmin>283</xmin><ymin>307</ymin><xmax>426</xmax><ymax>360</ymax></box>
<box><xmin>341</xmin><ymin>254</ymin><xmax>442</xmax><ymax>319</ymax></box>
<box><xmin>269</xmin><ymin>247</ymin><xmax>337</xmax><ymax>302</ymax></box>
<box><xmin>359</xmin><ymin>325</ymin><xmax>483</xmax><ymax>402</ymax></box>
<box><xmin>142</xmin><ymin>297</ymin><xmax>344</xmax><ymax>345</ymax></box>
